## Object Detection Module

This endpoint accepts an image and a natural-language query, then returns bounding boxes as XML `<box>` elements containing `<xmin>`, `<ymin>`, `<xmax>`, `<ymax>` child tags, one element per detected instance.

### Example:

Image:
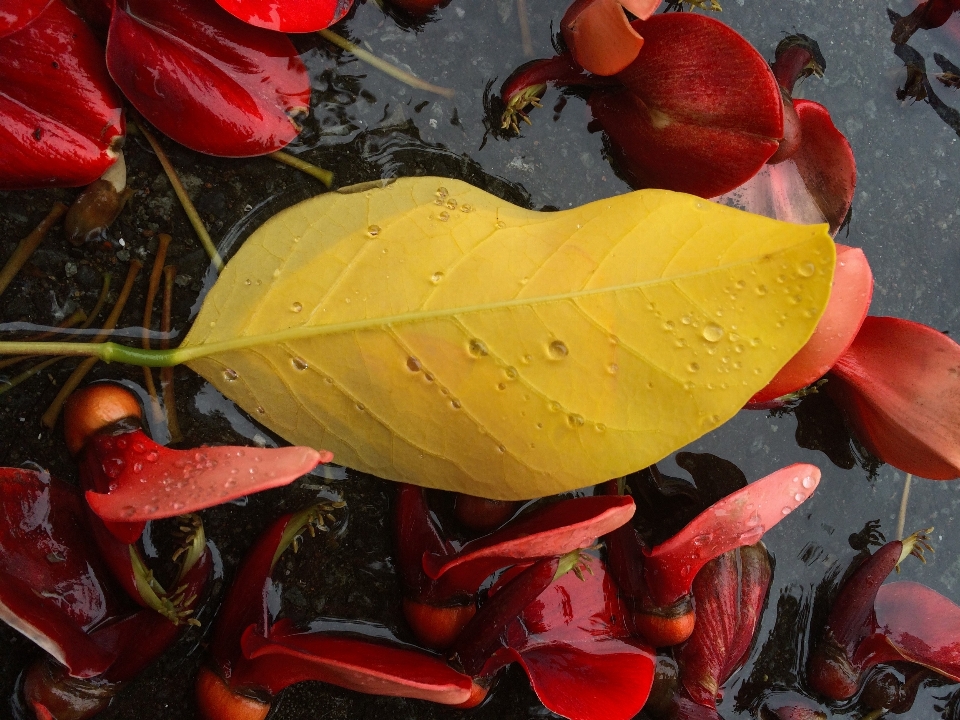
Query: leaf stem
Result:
<box><xmin>135</xmin><ymin>120</ymin><xmax>224</xmax><ymax>272</ymax></box>
<box><xmin>270</xmin><ymin>151</ymin><xmax>334</xmax><ymax>187</ymax></box>
<box><xmin>318</xmin><ymin>29</ymin><xmax>455</xmax><ymax>99</ymax></box>
<box><xmin>895</xmin><ymin>473</ymin><xmax>912</xmax><ymax>541</ymax></box>
<box><xmin>0</xmin><ymin>202</ymin><xmax>68</xmax><ymax>298</ymax></box>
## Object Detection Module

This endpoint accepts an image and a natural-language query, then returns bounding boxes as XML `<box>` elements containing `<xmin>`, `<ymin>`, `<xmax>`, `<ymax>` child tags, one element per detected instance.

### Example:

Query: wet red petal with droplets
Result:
<box><xmin>749</xmin><ymin>245</ymin><xmax>873</xmax><ymax>405</ymax></box>
<box><xmin>590</xmin><ymin>13</ymin><xmax>782</xmax><ymax>197</ymax></box>
<box><xmin>238</xmin><ymin>621</ymin><xmax>473</xmax><ymax>703</ymax></box>
<box><xmin>84</xmin><ymin>429</ymin><xmax>329</xmax><ymax>522</ymax></box>
<box><xmin>422</xmin><ymin>496</ymin><xmax>635</xmax><ymax>595</ymax></box>
<box><xmin>852</xmin><ymin>581</ymin><xmax>960</xmax><ymax>682</ymax></box>
<box><xmin>213</xmin><ymin>0</ymin><xmax>352</xmax><ymax>32</ymax></box>
<box><xmin>106</xmin><ymin>0</ymin><xmax>311</xmax><ymax>157</ymax></box>
<box><xmin>0</xmin><ymin>468</ymin><xmax>121</xmax><ymax>677</ymax></box>
<box><xmin>644</xmin><ymin>464</ymin><xmax>819</xmax><ymax>606</ymax></box>
<box><xmin>0</xmin><ymin>0</ymin><xmax>52</xmax><ymax>37</ymax></box>
<box><xmin>829</xmin><ymin>316</ymin><xmax>960</xmax><ymax>479</ymax></box>
<box><xmin>561</xmin><ymin>0</ymin><xmax>644</xmax><ymax>77</ymax></box>
<box><xmin>0</xmin><ymin>0</ymin><xmax>124</xmax><ymax>189</ymax></box>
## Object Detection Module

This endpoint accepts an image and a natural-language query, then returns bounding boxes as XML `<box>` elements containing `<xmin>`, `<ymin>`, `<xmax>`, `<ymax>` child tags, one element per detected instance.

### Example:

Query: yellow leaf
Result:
<box><xmin>180</xmin><ymin>177</ymin><xmax>834</xmax><ymax>499</ymax></box>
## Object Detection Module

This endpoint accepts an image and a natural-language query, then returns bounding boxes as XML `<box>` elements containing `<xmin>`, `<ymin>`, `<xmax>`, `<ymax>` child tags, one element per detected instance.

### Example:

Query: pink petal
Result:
<box><xmin>0</xmin><ymin>0</ymin><xmax>124</xmax><ymax>189</ymax></box>
<box><xmin>829</xmin><ymin>316</ymin><xmax>960</xmax><ymax>479</ymax></box>
<box><xmin>106</xmin><ymin>0</ymin><xmax>311</xmax><ymax>156</ymax></box>
<box><xmin>83</xmin><ymin>429</ymin><xmax>329</xmax><ymax>522</ymax></box>
<box><xmin>237</xmin><ymin>621</ymin><xmax>473</xmax><ymax>703</ymax></box>
<box><xmin>590</xmin><ymin>13</ymin><xmax>783</xmax><ymax>197</ymax></box>
<box><xmin>853</xmin><ymin>581</ymin><xmax>960</xmax><ymax>682</ymax></box>
<box><xmin>422</xmin><ymin>496</ymin><xmax>635</xmax><ymax>595</ymax></box>
<box><xmin>561</xmin><ymin>0</ymin><xmax>645</xmax><ymax>77</ymax></box>
<box><xmin>213</xmin><ymin>0</ymin><xmax>352</xmax><ymax>32</ymax></box>
<box><xmin>644</xmin><ymin>464</ymin><xmax>819</xmax><ymax>606</ymax></box>
<box><xmin>749</xmin><ymin>245</ymin><xmax>873</xmax><ymax>405</ymax></box>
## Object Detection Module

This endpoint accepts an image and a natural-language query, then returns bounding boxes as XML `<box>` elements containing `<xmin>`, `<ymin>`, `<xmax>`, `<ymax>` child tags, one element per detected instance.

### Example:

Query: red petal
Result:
<box><xmin>213</xmin><ymin>0</ymin><xmax>352</xmax><ymax>32</ymax></box>
<box><xmin>644</xmin><ymin>464</ymin><xmax>819</xmax><ymax>606</ymax></box>
<box><xmin>422</xmin><ymin>496</ymin><xmax>635</xmax><ymax>595</ymax></box>
<box><xmin>106</xmin><ymin>0</ymin><xmax>311</xmax><ymax>156</ymax></box>
<box><xmin>749</xmin><ymin>245</ymin><xmax>873</xmax><ymax>405</ymax></box>
<box><xmin>0</xmin><ymin>0</ymin><xmax>52</xmax><ymax>37</ymax></box>
<box><xmin>676</xmin><ymin>545</ymin><xmax>772</xmax><ymax>708</ymax></box>
<box><xmin>829</xmin><ymin>316</ymin><xmax>960</xmax><ymax>479</ymax></box>
<box><xmin>0</xmin><ymin>0</ymin><xmax>124</xmax><ymax>189</ymax></box>
<box><xmin>83</xmin><ymin>429</ymin><xmax>328</xmax><ymax>523</ymax></box>
<box><xmin>590</xmin><ymin>13</ymin><xmax>782</xmax><ymax>197</ymax></box>
<box><xmin>237</xmin><ymin>622</ymin><xmax>473</xmax><ymax>703</ymax></box>
<box><xmin>853</xmin><ymin>581</ymin><xmax>960</xmax><ymax>682</ymax></box>
<box><xmin>561</xmin><ymin>0</ymin><xmax>645</xmax><ymax>77</ymax></box>
<box><xmin>0</xmin><ymin>468</ymin><xmax>120</xmax><ymax>677</ymax></box>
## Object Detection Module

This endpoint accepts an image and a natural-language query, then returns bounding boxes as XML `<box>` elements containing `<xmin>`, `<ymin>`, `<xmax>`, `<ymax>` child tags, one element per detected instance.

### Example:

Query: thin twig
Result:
<box><xmin>517</xmin><ymin>0</ymin><xmax>534</xmax><ymax>58</ymax></box>
<box><xmin>135</xmin><ymin>120</ymin><xmax>224</xmax><ymax>272</ymax></box>
<box><xmin>0</xmin><ymin>202</ymin><xmax>68</xmax><ymax>298</ymax></box>
<box><xmin>41</xmin><ymin>261</ymin><xmax>143</xmax><ymax>429</ymax></box>
<box><xmin>895</xmin><ymin>473</ymin><xmax>913</xmax><ymax>541</ymax></box>
<box><xmin>160</xmin><ymin>264</ymin><xmax>182</xmax><ymax>443</ymax></box>
<box><xmin>0</xmin><ymin>357</ymin><xmax>63</xmax><ymax>397</ymax></box>
<box><xmin>270</xmin><ymin>151</ymin><xmax>334</xmax><ymax>187</ymax></box>
<box><xmin>318</xmin><ymin>29</ymin><xmax>455</xmax><ymax>98</ymax></box>
<box><xmin>142</xmin><ymin>234</ymin><xmax>172</xmax><ymax>423</ymax></box>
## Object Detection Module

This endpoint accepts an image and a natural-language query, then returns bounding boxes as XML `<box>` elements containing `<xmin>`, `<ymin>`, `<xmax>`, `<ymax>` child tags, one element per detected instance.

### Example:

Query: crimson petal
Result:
<box><xmin>749</xmin><ymin>245</ymin><xmax>872</xmax><ymax>406</ymax></box>
<box><xmin>0</xmin><ymin>0</ymin><xmax>124</xmax><ymax>189</ymax></box>
<box><xmin>590</xmin><ymin>13</ymin><xmax>783</xmax><ymax>197</ymax></box>
<box><xmin>0</xmin><ymin>0</ymin><xmax>52</xmax><ymax>37</ymax></box>
<box><xmin>106</xmin><ymin>0</ymin><xmax>311</xmax><ymax>156</ymax></box>
<box><xmin>83</xmin><ymin>429</ymin><xmax>328</xmax><ymax>524</ymax></box>
<box><xmin>213</xmin><ymin>0</ymin><xmax>352</xmax><ymax>32</ymax></box>
<box><xmin>644</xmin><ymin>464</ymin><xmax>818</xmax><ymax>606</ymax></box>
<box><xmin>852</xmin><ymin>581</ymin><xmax>960</xmax><ymax>682</ymax></box>
<box><xmin>423</xmin><ymin>495</ymin><xmax>635</xmax><ymax>595</ymax></box>
<box><xmin>237</xmin><ymin>621</ymin><xmax>473</xmax><ymax>704</ymax></box>
<box><xmin>828</xmin><ymin>316</ymin><xmax>960</xmax><ymax>479</ymax></box>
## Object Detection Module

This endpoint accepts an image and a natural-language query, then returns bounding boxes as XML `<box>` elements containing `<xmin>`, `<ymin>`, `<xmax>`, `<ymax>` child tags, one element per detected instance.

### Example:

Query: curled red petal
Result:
<box><xmin>83</xmin><ymin>429</ymin><xmax>328</xmax><ymax>523</ymax></box>
<box><xmin>676</xmin><ymin>545</ymin><xmax>772</xmax><ymax>708</ymax></box>
<box><xmin>0</xmin><ymin>0</ymin><xmax>124</xmax><ymax>189</ymax></box>
<box><xmin>213</xmin><ymin>0</ymin><xmax>352</xmax><ymax>32</ymax></box>
<box><xmin>237</xmin><ymin>622</ymin><xmax>473</xmax><ymax>704</ymax></box>
<box><xmin>644</xmin><ymin>464</ymin><xmax>819</xmax><ymax>606</ymax></box>
<box><xmin>0</xmin><ymin>0</ymin><xmax>53</xmax><ymax>37</ymax></box>
<box><xmin>852</xmin><ymin>581</ymin><xmax>960</xmax><ymax>682</ymax></box>
<box><xmin>561</xmin><ymin>0</ymin><xmax>645</xmax><ymax>77</ymax></box>
<box><xmin>829</xmin><ymin>316</ymin><xmax>960</xmax><ymax>479</ymax></box>
<box><xmin>749</xmin><ymin>245</ymin><xmax>872</xmax><ymax>405</ymax></box>
<box><xmin>590</xmin><ymin>13</ymin><xmax>783</xmax><ymax>197</ymax></box>
<box><xmin>422</xmin><ymin>496</ymin><xmax>635</xmax><ymax>595</ymax></box>
<box><xmin>106</xmin><ymin>0</ymin><xmax>311</xmax><ymax>156</ymax></box>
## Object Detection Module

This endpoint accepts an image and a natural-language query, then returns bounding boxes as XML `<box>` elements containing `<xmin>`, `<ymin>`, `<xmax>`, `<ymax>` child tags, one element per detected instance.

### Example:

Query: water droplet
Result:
<box><xmin>777</xmin><ymin>274</ymin><xmax>786</xmax><ymax>284</ymax></box>
<box><xmin>504</xmin><ymin>366</ymin><xmax>518</xmax><ymax>379</ymax></box>
<box><xmin>356</xmin><ymin>403</ymin><xmax>365</xmax><ymax>411</ymax></box>
<box><xmin>224</xmin><ymin>479</ymin><xmax>237</xmax><ymax>489</ymax></box>
<box><xmin>273</xmin><ymin>269</ymin><xmax>281</xmax><ymax>278</ymax></box>
<box><xmin>609</xmin><ymin>335</ymin><xmax>619</xmax><ymax>345</ymax></box>
<box><xmin>406</xmin><ymin>356</ymin><xmax>422</xmax><ymax>372</ymax></box>
<box><xmin>344</xmin><ymin>297</ymin><xmax>351</xmax><ymax>304</ymax></box>
<box><xmin>451</xmin><ymin>399</ymin><xmax>462</xmax><ymax>409</ymax></box>
<box><xmin>607</xmin><ymin>363</ymin><xmax>618</xmax><ymax>374</ymax></box>
<box><xmin>675</xmin><ymin>338</ymin><xmax>687</xmax><ymax>348</ymax></box>
<box><xmin>256</xmin><ymin>406</ymin><xmax>265</xmax><ymax>414</ymax></box>
<box><xmin>522</xmin><ymin>354</ymin><xmax>532</xmax><ymax>364</ymax></box>
<box><xmin>292</xmin><ymin>357</ymin><xmax>308</xmax><ymax>371</ymax></box>
<box><xmin>746</xmin><ymin>513</ymin><xmax>760</xmax><ymax>527</ymax></box>
<box><xmin>121</xmin><ymin>505</ymin><xmax>136</xmax><ymax>518</ymax></box>
<box><xmin>223</xmin><ymin>368</ymin><xmax>239</xmax><ymax>382</ymax></box>
<box><xmin>549</xmin><ymin>401</ymin><xmax>562</xmax><ymax>412</ymax></box>
<box><xmin>567</xmin><ymin>414</ymin><xmax>584</xmax><ymax>427</ymax></box>
<box><xmin>681</xmin><ymin>315</ymin><xmax>692</xmax><ymax>325</ymax></box>
<box><xmin>133</xmin><ymin>462</ymin><xmax>143</xmax><ymax>473</ymax></box>
<box><xmin>497</xmin><ymin>383</ymin><xmax>506</xmax><ymax>390</ymax></box>
<box><xmin>438</xmin><ymin>211</ymin><xmax>450</xmax><ymax>222</ymax></box>
<box><xmin>430</xmin><ymin>271</ymin><xmax>444</xmax><ymax>284</ymax></box>
<box><xmin>735</xmin><ymin>280</ymin><xmax>746</xmax><ymax>289</ymax></box>
<box><xmin>749</xmin><ymin>338</ymin><xmax>761</xmax><ymax>347</ymax></box>
<box><xmin>702</xmin><ymin>322</ymin><xmax>724</xmax><ymax>342</ymax></box>
<box><xmin>245</xmin><ymin>279</ymin><xmax>252</xmax><ymax>286</ymax></box>
<box><xmin>172</xmin><ymin>501</ymin><xmax>185</xmax><ymax>511</ymax></box>
<box><xmin>801</xmin><ymin>475</ymin><xmax>814</xmax><ymax>489</ymax></box>
<box><xmin>782</xmin><ymin>506</ymin><xmax>792</xmax><ymax>515</ymax></box>
<box><xmin>496</xmin><ymin>220</ymin><xmax>506</xmax><ymax>229</ymax></box>
<box><xmin>144</xmin><ymin>505</ymin><xmax>159</xmax><ymax>515</ymax></box>
<box><xmin>436</xmin><ymin>186</ymin><xmax>448</xmax><ymax>199</ymax></box>
<box><xmin>291</xmin><ymin>301</ymin><xmax>303</xmax><ymax>313</ymax></box>
<box><xmin>446</xmin><ymin>198</ymin><xmax>457</xmax><ymax>210</ymax></box>
<box><xmin>468</xmin><ymin>339</ymin><xmax>488</xmax><ymax>357</ymax></box>
<box><xmin>594</xmin><ymin>423</ymin><xmax>606</xmax><ymax>432</ymax></box>
<box><xmin>548</xmin><ymin>340</ymin><xmax>568</xmax><ymax>358</ymax></box>
<box><xmin>663</xmin><ymin>320</ymin><xmax>675</xmax><ymax>330</ymax></box>
<box><xmin>145</xmin><ymin>451</ymin><xmax>159</xmax><ymax>462</ymax></box>
<box><xmin>756</xmin><ymin>284</ymin><xmax>768</xmax><ymax>296</ymax></box>
<box><xmin>688</xmin><ymin>362</ymin><xmax>700</xmax><ymax>372</ymax></box>
<box><xmin>794</xmin><ymin>492</ymin><xmax>805</xmax><ymax>502</ymax></box>
<box><xmin>693</xmin><ymin>533</ymin><xmax>712</xmax><ymax>547</ymax></box>
<box><xmin>461</xmin><ymin>204</ymin><xmax>472</xmax><ymax>213</ymax></box>
<box><xmin>424</xmin><ymin>373</ymin><xmax>435</xmax><ymax>382</ymax></box>
<box><xmin>497</xmin><ymin>445</ymin><xmax>506</xmax><ymax>453</ymax></box>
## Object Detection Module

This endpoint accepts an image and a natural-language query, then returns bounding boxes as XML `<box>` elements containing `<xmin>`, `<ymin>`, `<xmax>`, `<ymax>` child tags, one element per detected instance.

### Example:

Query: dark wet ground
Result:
<box><xmin>2</xmin><ymin>0</ymin><xmax>960</xmax><ymax>718</ymax></box>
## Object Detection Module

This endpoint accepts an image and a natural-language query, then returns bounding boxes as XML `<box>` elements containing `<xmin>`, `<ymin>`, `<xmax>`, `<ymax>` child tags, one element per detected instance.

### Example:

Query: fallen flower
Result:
<box><xmin>212</xmin><ymin>0</ymin><xmax>354</xmax><ymax>32</ymax></box>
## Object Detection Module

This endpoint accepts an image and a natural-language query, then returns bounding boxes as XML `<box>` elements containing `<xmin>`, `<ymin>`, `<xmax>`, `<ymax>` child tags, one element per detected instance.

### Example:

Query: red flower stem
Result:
<box><xmin>0</xmin><ymin>202</ymin><xmax>67</xmax><ymax>298</ymax></box>
<box><xmin>395</xmin><ymin>484</ymin><xmax>450</xmax><ymax>600</ymax></box>
<box><xmin>41</xmin><ymin>260</ymin><xmax>143</xmax><ymax>428</ymax></box>
<box><xmin>135</xmin><ymin>120</ymin><xmax>223</xmax><ymax>272</ymax></box>
<box><xmin>453</xmin><ymin>556</ymin><xmax>560</xmax><ymax>675</ymax></box>
<box><xmin>160</xmin><ymin>264</ymin><xmax>182</xmax><ymax>442</ymax></box>
<box><xmin>772</xmin><ymin>46</ymin><xmax>814</xmax><ymax>95</ymax></box>
<box><xmin>318</xmin><ymin>29</ymin><xmax>455</xmax><ymax>99</ymax></box>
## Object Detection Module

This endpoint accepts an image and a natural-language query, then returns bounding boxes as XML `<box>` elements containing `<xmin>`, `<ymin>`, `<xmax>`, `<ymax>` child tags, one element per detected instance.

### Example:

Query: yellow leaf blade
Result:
<box><xmin>182</xmin><ymin>178</ymin><xmax>834</xmax><ymax>499</ymax></box>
